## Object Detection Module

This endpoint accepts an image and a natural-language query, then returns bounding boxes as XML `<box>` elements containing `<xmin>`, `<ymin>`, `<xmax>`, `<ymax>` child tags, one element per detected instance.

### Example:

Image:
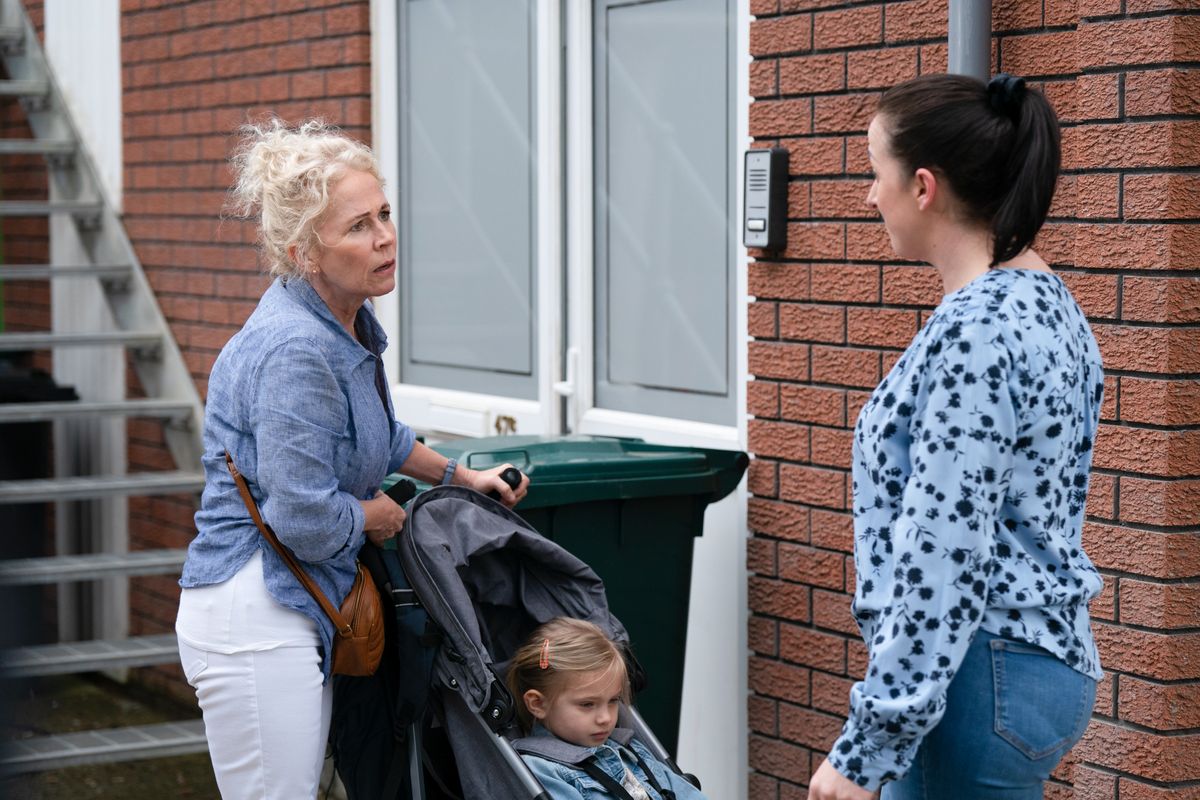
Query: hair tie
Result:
<box><xmin>987</xmin><ymin>73</ymin><xmax>1026</xmax><ymax>120</ymax></box>
<box><xmin>539</xmin><ymin>638</ymin><xmax>551</xmax><ymax>670</ymax></box>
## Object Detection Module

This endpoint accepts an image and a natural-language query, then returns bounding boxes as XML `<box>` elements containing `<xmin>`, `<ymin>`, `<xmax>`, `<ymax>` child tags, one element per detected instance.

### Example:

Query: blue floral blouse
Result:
<box><xmin>828</xmin><ymin>268</ymin><xmax>1105</xmax><ymax>790</ymax></box>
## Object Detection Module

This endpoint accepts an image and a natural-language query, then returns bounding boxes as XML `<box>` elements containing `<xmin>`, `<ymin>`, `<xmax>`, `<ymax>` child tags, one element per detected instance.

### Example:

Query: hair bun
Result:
<box><xmin>988</xmin><ymin>73</ymin><xmax>1026</xmax><ymax>119</ymax></box>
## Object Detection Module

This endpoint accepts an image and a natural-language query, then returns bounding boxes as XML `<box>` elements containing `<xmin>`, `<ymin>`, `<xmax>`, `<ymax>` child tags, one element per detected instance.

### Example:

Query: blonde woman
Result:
<box><xmin>175</xmin><ymin>120</ymin><xmax>528</xmax><ymax>799</ymax></box>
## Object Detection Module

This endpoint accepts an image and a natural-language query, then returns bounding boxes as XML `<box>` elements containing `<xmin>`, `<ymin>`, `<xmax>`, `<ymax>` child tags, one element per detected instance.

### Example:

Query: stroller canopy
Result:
<box><xmin>398</xmin><ymin>485</ymin><xmax>630</xmax><ymax>716</ymax></box>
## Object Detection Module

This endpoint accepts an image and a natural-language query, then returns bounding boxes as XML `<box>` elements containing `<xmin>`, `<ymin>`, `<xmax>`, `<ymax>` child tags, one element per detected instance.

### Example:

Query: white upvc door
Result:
<box><xmin>373</xmin><ymin>2</ymin><xmax>749</xmax><ymax>796</ymax></box>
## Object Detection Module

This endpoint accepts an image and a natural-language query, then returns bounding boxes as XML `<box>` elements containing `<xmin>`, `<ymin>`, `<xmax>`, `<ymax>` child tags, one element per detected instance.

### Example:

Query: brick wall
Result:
<box><xmin>119</xmin><ymin>0</ymin><xmax>372</xmax><ymax>696</ymax></box>
<box><xmin>746</xmin><ymin>1</ymin><xmax>1200</xmax><ymax>798</ymax></box>
<box><xmin>1</xmin><ymin>0</ymin><xmax>48</xmax><ymax>341</ymax></box>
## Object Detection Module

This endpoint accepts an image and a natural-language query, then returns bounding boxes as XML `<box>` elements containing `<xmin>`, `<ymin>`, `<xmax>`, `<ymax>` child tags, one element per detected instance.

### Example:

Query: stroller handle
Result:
<box><xmin>487</xmin><ymin>467</ymin><xmax>525</xmax><ymax>501</ymax></box>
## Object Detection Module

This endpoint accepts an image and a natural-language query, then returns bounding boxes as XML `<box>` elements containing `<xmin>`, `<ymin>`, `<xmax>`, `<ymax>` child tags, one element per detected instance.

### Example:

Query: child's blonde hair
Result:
<box><xmin>506</xmin><ymin>617</ymin><xmax>630</xmax><ymax>734</ymax></box>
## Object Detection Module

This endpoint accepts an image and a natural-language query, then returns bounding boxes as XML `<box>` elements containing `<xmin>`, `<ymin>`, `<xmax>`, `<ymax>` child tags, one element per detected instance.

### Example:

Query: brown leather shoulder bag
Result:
<box><xmin>225</xmin><ymin>453</ymin><xmax>384</xmax><ymax>676</ymax></box>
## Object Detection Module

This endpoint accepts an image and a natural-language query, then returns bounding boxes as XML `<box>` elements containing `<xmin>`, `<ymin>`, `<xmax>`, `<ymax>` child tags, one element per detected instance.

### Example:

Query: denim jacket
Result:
<box><xmin>180</xmin><ymin>277</ymin><xmax>416</xmax><ymax>680</ymax></box>
<box><xmin>519</xmin><ymin>726</ymin><xmax>708</xmax><ymax>800</ymax></box>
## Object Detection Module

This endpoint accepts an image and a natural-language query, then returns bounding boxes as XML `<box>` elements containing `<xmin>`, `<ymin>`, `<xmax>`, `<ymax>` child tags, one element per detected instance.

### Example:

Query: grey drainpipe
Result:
<box><xmin>948</xmin><ymin>0</ymin><xmax>992</xmax><ymax>81</ymax></box>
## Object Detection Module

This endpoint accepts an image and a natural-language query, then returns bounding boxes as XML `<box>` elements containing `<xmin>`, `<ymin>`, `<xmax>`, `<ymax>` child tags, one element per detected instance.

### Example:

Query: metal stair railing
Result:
<box><xmin>0</xmin><ymin>0</ymin><xmax>207</xmax><ymax>771</ymax></box>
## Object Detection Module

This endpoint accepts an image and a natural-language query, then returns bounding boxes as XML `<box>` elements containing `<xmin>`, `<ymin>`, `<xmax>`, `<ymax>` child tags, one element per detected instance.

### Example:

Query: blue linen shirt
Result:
<box><xmin>828</xmin><ymin>268</ymin><xmax>1105</xmax><ymax>790</ymax></box>
<box><xmin>180</xmin><ymin>276</ymin><xmax>416</xmax><ymax>680</ymax></box>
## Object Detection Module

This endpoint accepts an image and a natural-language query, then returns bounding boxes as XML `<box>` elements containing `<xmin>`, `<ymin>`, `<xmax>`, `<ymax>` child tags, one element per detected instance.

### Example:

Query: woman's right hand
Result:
<box><xmin>359</xmin><ymin>491</ymin><xmax>406</xmax><ymax>547</ymax></box>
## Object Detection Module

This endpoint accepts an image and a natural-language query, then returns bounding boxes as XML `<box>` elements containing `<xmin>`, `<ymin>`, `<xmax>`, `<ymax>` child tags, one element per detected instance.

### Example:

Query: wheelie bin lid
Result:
<box><xmin>425</xmin><ymin>434</ymin><xmax>748</xmax><ymax>509</ymax></box>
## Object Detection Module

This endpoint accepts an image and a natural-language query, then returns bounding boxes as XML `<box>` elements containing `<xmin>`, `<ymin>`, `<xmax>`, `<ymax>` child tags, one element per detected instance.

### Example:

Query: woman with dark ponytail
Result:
<box><xmin>807</xmin><ymin>74</ymin><xmax>1104</xmax><ymax>800</ymax></box>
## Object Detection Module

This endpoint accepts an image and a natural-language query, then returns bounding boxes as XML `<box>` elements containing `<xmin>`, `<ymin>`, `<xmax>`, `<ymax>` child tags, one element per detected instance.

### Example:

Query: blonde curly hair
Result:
<box><xmin>227</xmin><ymin>118</ymin><xmax>382</xmax><ymax>279</ymax></box>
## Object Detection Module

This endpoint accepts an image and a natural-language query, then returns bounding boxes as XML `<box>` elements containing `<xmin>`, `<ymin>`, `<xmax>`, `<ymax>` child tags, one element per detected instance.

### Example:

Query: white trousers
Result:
<box><xmin>177</xmin><ymin>552</ymin><xmax>332</xmax><ymax>799</ymax></box>
<box><xmin>178</xmin><ymin>641</ymin><xmax>332</xmax><ymax>799</ymax></box>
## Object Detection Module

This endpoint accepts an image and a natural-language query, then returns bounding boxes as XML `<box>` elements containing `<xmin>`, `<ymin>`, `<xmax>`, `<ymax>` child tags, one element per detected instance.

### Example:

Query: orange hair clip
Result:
<box><xmin>539</xmin><ymin>638</ymin><xmax>551</xmax><ymax>670</ymax></box>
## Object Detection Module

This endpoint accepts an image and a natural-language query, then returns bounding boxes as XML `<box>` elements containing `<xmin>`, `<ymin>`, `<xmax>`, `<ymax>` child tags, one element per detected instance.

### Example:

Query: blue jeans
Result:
<box><xmin>882</xmin><ymin>629</ymin><xmax>1095</xmax><ymax>800</ymax></box>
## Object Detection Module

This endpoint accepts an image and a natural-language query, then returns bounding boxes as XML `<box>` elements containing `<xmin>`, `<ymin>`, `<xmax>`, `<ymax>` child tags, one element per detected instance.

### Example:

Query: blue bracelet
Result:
<box><xmin>441</xmin><ymin>458</ymin><xmax>458</xmax><ymax>486</ymax></box>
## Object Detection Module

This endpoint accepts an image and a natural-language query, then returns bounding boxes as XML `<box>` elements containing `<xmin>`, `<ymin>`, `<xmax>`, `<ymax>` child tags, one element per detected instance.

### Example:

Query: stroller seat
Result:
<box><xmin>331</xmin><ymin>485</ymin><xmax>689</xmax><ymax>800</ymax></box>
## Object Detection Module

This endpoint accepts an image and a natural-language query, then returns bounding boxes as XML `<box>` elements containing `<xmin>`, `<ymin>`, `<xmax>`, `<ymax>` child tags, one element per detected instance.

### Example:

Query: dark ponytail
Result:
<box><xmin>876</xmin><ymin>73</ymin><xmax>1061</xmax><ymax>266</ymax></box>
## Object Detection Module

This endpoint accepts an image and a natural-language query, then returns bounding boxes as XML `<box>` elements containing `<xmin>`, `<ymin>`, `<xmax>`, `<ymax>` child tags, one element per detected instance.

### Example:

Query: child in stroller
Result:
<box><xmin>331</xmin><ymin>482</ymin><xmax>706</xmax><ymax>800</ymax></box>
<box><xmin>507</xmin><ymin>617</ymin><xmax>708</xmax><ymax>800</ymax></box>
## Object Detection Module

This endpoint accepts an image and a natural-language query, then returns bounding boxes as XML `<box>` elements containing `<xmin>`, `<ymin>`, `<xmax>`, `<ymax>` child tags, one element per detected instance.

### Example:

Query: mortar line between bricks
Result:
<box><xmin>1100</xmin><ymin>620</ymin><xmax>1200</xmax><ymax>635</ymax></box>
<box><xmin>1102</xmin><ymin>111</ymin><xmax>1200</xmax><ymax>124</ymax></box>
<box><xmin>1086</xmin><ymin>715</ymin><xmax>1200</xmax><ymax>737</ymax></box>
<box><xmin>1063</xmin><ymin>165</ymin><xmax>1200</xmax><ymax>177</ymax></box>
<box><xmin>1106</xmin><ymin>668</ymin><xmax>1200</xmax><ymax>687</ymax></box>
<box><xmin>1097</xmin><ymin>569</ymin><xmax>1200</xmax><ymax>586</ymax></box>
<box><xmin>1091</xmin><ymin>467</ymin><xmax>1200</xmax><ymax>483</ymax></box>
<box><xmin>750</xmin><ymin>536</ymin><xmax>851</xmax><ymax>558</ymax></box>
<box><xmin>806</xmin><ymin>39</ymin><xmax>949</xmax><ymax>56</ymax></box>
<box><xmin>1122</xmin><ymin>7</ymin><xmax>1200</xmax><ymax>18</ymax></box>
<box><xmin>1080</xmin><ymin>216</ymin><xmax>1200</xmax><ymax>225</ymax></box>
<box><xmin>1097</xmin><ymin>420</ymin><xmax>1200</xmax><ymax>433</ymax></box>
<box><xmin>1099</xmin><ymin>370</ymin><xmax>1200</xmax><ymax>381</ymax></box>
<box><xmin>1084</xmin><ymin>515</ymin><xmax>1200</xmax><ymax>534</ymax></box>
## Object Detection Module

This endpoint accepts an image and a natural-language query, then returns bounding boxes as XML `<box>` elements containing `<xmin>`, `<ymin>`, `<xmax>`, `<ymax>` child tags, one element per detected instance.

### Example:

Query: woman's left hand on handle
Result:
<box><xmin>459</xmin><ymin>463</ymin><xmax>529</xmax><ymax>508</ymax></box>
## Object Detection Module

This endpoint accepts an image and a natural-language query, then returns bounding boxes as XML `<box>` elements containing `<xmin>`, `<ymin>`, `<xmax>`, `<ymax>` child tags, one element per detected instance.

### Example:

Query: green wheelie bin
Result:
<box><xmin>425</xmin><ymin>434</ymin><xmax>748</xmax><ymax>755</ymax></box>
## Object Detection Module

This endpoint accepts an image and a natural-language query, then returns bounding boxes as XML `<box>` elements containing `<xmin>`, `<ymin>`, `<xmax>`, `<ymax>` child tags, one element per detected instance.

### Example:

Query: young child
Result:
<box><xmin>506</xmin><ymin>617</ymin><xmax>708</xmax><ymax>800</ymax></box>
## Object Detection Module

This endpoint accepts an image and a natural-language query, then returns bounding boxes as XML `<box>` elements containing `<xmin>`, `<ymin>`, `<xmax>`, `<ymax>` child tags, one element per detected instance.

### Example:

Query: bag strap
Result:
<box><xmin>224</xmin><ymin>452</ymin><xmax>351</xmax><ymax>636</ymax></box>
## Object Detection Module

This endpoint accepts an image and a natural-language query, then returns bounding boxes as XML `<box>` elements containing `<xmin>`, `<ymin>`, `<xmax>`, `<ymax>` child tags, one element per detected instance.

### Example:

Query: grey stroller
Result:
<box><xmin>330</xmin><ymin>483</ymin><xmax>697</xmax><ymax>800</ymax></box>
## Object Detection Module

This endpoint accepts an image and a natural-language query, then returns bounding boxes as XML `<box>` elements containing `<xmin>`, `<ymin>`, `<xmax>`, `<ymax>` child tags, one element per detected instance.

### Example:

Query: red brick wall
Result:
<box><xmin>746</xmin><ymin>1</ymin><xmax>1200</xmax><ymax>798</ymax></box>
<box><xmin>118</xmin><ymin>0</ymin><xmax>372</xmax><ymax>695</ymax></box>
<box><xmin>1</xmin><ymin>0</ymin><xmax>48</xmax><ymax>341</ymax></box>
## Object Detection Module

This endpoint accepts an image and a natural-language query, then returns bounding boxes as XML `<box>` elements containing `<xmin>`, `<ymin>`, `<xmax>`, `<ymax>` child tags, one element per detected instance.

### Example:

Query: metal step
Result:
<box><xmin>0</xmin><ymin>633</ymin><xmax>181</xmax><ymax>678</ymax></box>
<box><xmin>0</xmin><ymin>264</ymin><xmax>131</xmax><ymax>280</ymax></box>
<box><xmin>0</xmin><ymin>719</ymin><xmax>207</xmax><ymax>774</ymax></box>
<box><xmin>0</xmin><ymin>330</ymin><xmax>161</xmax><ymax>352</ymax></box>
<box><xmin>0</xmin><ymin>25</ymin><xmax>23</xmax><ymax>52</ymax></box>
<box><xmin>0</xmin><ymin>549</ymin><xmax>188</xmax><ymax>586</ymax></box>
<box><xmin>0</xmin><ymin>398</ymin><xmax>193</xmax><ymax>423</ymax></box>
<box><xmin>0</xmin><ymin>199</ymin><xmax>103</xmax><ymax>217</ymax></box>
<box><xmin>0</xmin><ymin>78</ymin><xmax>46</xmax><ymax>98</ymax></box>
<box><xmin>0</xmin><ymin>138</ymin><xmax>74</xmax><ymax>155</ymax></box>
<box><xmin>0</xmin><ymin>470</ymin><xmax>205</xmax><ymax>504</ymax></box>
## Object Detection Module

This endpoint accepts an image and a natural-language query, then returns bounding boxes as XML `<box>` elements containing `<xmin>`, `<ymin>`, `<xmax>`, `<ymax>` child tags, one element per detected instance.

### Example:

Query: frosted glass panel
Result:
<box><xmin>595</xmin><ymin>0</ymin><xmax>733</xmax><ymax>423</ymax></box>
<box><xmin>401</xmin><ymin>0</ymin><xmax>537</xmax><ymax>397</ymax></box>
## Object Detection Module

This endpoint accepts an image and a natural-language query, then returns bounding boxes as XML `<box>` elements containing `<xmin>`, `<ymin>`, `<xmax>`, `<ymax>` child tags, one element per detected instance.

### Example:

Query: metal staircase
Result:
<box><xmin>0</xmin><ymin>0</ymin><xmax>207</xmax><ymax>774</ymax></box>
